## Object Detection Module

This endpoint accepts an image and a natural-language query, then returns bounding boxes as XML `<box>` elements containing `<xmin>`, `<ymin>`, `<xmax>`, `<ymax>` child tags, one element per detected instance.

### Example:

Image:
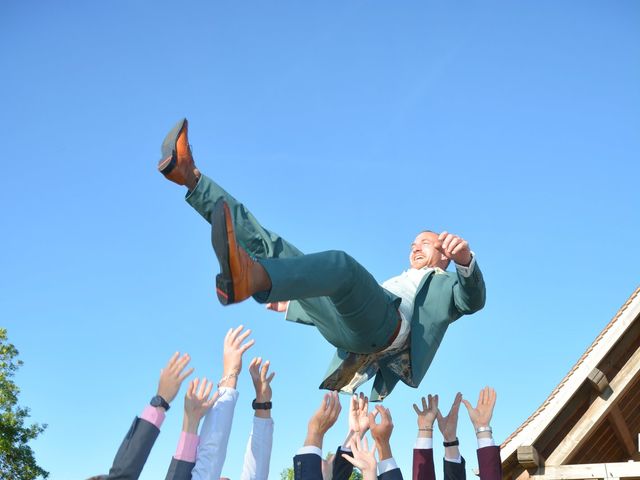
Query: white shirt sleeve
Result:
<box><xmin>414</xmin><ymin>437</ymin><xmax>433</xmax><ymax>449</ymax></box>
<box><xmin>378</xmin><ymin>457</ymin><xmax>399</xmax><ymax>475</ymax></box>
<box><xmin>239</xmin><ymin>416</ymin><xmax>274</xmax><ymax>480</ymax></box>
<box><xmin>191</xmin><ymin>388</ymin><xmax>239</xmax><ymax>480</ymax></box>
<box><xmin>455</xmin><ymin>252</ymin><xmax>476</xmax><ymax>278</ymax></box>
<box><xmin>296</xmin><ymin>445</ymin><xmax>323</xmax><ymax>457</ymax></box>
<box><xmin>477</xmin><ymin>436</ymin><xmax>495</xmax><ymax>449</ymax></box>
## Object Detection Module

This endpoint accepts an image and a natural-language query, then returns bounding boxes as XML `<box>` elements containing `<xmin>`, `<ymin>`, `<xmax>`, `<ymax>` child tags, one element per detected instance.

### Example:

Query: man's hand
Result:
<box><xmin>220</xmin><ymin>326</ymin><xmax>255</xmax><ymax>388</ymax></box>
<box><xmin>266</xmin><ymin>301</ymin><xmax>289</xmax><ymax>313</ymax></box>
<box><xmin>249</xmin><ymin>357</ymin><xmax>275</xmax><ymax>419</ymax></box>
<box><xmin>157</xmin><ymin>352</ymin><xmax>194</xmax><ymax>406</ymax></box>
<box><xmin>438</xmin><ymin>231</ymin><xmax>472</xmax><ymax>267</ymax></box>
<box><xmin>343</xmin><ymin>435</ymin><xmax>377</xmax><ymax>480</ymax></box>
<box><xmin>369</xmin><ymin>405</ymin><xmax>394</xmax><ymax>460</ymax></box>
<box><xmin>462</xmin><ymin>386</ymin><xmax>496</xmax><ymax>431</ymax></box>
<box><xmin>305</xmin><ymin>392</ymin><xmax>342</xmax><ymax>448</ymax></box>
<box><xmin>349</xmin><ymin>392</ymin><xmax>371</xmax><ymax>437</ymax></box>
<box><xmin>413</xmin><ymin>394</ymin><xmax>438</xmax><ymax>436</ymax></box>
<box><xmin>183</xmin><ymin>377</ymin><xmax>219</xmax><ymax>434</ymax></box>
<box><xmin>249</xmin><ymin>357</ymin><xmax>275</xmax><ymax>402</ymax></box>
<box><xmin>436</xmin><ymin>392</ymin><xmax>462</xmax><ymax>442</ymax></box>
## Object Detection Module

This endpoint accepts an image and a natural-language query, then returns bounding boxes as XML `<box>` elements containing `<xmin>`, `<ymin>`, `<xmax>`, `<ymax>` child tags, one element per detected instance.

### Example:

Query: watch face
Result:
<box><xmin>150</xmin><ymin>395</ymin><xmax>168</xmax><ymax>409</ymax></box>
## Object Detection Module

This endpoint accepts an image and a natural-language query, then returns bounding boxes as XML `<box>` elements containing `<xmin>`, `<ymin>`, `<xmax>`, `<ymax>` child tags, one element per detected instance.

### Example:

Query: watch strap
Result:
<box><xmin>252</xmin><ymin>399</ymin><xmax>272</xmax><ymax>410</ymax></box>
<box><xmin>150</xmin><ymin>395</ymin><xmax>171</xmax><ymax>411</ymax></box>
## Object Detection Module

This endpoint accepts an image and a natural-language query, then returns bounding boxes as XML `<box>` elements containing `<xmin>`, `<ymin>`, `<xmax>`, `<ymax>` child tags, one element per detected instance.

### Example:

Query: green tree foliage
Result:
<box><xmin>280</xmin><ymin>464</ymin><xmax>363</xmax><ymax>479</ymax></box>
<box><xmin>0</xmin><ymin>328</ymin><xmax>48</xmax><ymax>479</ymax></box>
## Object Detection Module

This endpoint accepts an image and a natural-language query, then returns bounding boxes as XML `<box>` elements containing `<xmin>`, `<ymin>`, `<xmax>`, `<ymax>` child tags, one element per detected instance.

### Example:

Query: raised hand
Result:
<box><xmin>343</xmin><ymin>434</ymin><xmax>377</xmax><ymax>480</ymax></box>
<box><xmin>438</xmin><ymin>231</ymin><xmax>472</xmax><ymax>267</ymax></box>
<box><xmin>220</xmin><ymin>325</ymin><xmax>255</xmax><ymax>388</ymax></box>
<box><xmin>462</xmin><ymin>386</ymin><xmax>496</xmax><ymax>430</ymax></box>
<box><xmin>305</xmin><ymin>392</ymin><xmax>342</xmax><ymax>449</ymax></box>
<box><xmin>436</xmin><ymin>392</ymin><xmax>462</xmax><ymax>442</ymax></box>
<box><xmin>249</xmin><ymin>357</ymin><xmax>275</xmax><ymax>402</ymax></box>
<box><xmin>183</xmin><ymin>377</ymin><xmax>219</xmax><ymax>434</ymax></box>
<box><xmin>349</xmin><ymin>392</ymin><xmax>371</xmax><ymax>436</ymax></box>
<box><xmin>157</xmin><ymin>352</ymin><xmax>194</xmax><ymax>405</ymax></box>
<box><xmin>369</xmin><ymin>405</ymin><xmax>394</xmax><ymax>460</ymax></box>
<box><xmin>413</xmin><ymin>394</ymin><xmax>438</xmax><ymax>434</ymax></box>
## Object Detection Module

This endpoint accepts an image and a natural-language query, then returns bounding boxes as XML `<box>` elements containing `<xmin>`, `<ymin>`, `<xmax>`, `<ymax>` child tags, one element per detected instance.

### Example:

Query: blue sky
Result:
<box><xmin>1</xmin><ymin>1</ymin><xmax>639</xmax><ymax>478</ymax></box>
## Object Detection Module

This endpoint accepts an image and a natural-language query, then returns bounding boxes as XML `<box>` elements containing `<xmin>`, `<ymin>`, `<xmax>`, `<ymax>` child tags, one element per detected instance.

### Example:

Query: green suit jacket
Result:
<box><xmin>287</xmin><ymin>263</ymin><xmax>486</xmax><ymax>401</ymax></box>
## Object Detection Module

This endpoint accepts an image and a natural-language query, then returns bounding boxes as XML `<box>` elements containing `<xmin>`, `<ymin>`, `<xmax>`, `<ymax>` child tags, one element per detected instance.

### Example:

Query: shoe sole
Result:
<box><xmin>158</xmin><ymin>118</ymin><xmax>187</xmax><ymax>175</ymax></box>
<box><xmin>212</xmin><ymin>199</ymin><xmax>235</xmax><ymax>305</ymax></box>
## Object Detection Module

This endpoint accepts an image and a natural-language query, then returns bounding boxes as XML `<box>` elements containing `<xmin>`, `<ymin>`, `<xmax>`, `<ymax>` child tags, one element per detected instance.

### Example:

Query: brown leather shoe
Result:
<box><xmin>158</xmin><ymin>118</ymin><xmax>197</xmax><ymax>186</ymax></box>
<box><xmin>211</xmin><ymin>199</ymin><xmax>255</xmax><ymax>305</ymax></box>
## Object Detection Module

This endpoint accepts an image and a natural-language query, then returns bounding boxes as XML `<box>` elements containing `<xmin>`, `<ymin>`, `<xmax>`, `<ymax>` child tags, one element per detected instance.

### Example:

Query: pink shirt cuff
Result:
<box><xmin>140</xmin><ymin>405</ymin><xmax>166</xmax><ymax>429</ymax></box>
<box><xmin>174</xmin><ymin>432</ymin><xmax>199</xmax><ymax>462</ymax></box>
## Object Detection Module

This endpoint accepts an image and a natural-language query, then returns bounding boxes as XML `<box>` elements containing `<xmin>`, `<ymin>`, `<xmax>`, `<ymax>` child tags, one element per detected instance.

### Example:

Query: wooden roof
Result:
<box><xmin>500</xmin><ymin>287</ymin><xmax>640</xmax><ymax>480</ymax></box>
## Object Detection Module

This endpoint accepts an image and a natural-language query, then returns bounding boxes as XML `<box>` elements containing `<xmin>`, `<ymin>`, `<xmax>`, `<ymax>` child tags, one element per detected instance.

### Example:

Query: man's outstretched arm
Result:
<box><xmin>437</xmin><ymin>232</ymin><xmax>486</xmax><ymax>315</ymax></box>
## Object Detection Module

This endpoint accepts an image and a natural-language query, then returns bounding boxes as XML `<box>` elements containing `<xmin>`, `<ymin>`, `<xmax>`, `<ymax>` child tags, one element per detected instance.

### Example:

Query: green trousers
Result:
<box><xmin>186</xmin><ymin>174</ymin><xmax>399</xmax><ymax>354</ymax></box>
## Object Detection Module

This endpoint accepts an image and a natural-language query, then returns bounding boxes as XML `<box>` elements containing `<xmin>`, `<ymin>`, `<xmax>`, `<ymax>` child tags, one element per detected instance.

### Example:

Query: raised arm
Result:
<box><xmin>192</xmin><ymin>326</ymin><xmax>254</xmax><ymax>480</ymax></box>
<box><xmin>462</xmin><ymin>387</ymin><xmax>501</xmax><ymax>480</ymax></box>
<box><xmin>437</xmin><ymin>393</ymin><xmax>466</xmax><ymax>480</ymax></box>
<box><xmin>240</xmin><ymin>357</ymin><xmax>275</xmax><ymax>480</ymax></box>
<box><xmin>107</xmin><ymin>352</ymin><xmax>192</xmax><ymax>480</ymax></box>
<box><xmin>412</xmin><ymin>394</ymin><xmax>438</xmax><ymax>480</ymax></box>
<box><xmin>438</xmin><ymin>231</ymin><xmax>486</xmax><ymax>315</ymax></box>
<box><xmin>370</xmin><ymin>406</ymin><xmax>403</xmax><ymax>480</ymax></box>
<box><xmin>293</xmin><ymin>392</ymin><xmax>342</xmax><ymax>480</ymax></box>
<box><xmin>166</xmin><ymin>378</ymin><xmax>218</xmax><ymax>480</ymax></box>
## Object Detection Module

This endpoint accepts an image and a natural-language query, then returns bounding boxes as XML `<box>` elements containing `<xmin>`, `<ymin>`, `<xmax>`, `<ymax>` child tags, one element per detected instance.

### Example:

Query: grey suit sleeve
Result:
<box><xmin>332</xmin><ymin>446</ymin><xmax>354</xmax><ymax>480</ymax></box>
<box><xmin>165</xmin><ymin>457</ymin><xmax>195</xmax><ymax>480</ymax></box>
<box><xmin>443</xmin><ymin>456</ymin><xmax>466</xmax><ymax>480</ymax></box>
<box><xmin>107</xmin><ymin>416</ymin><xmax>159</xmax><ymax>480</ymax></box>
<box><xmin>379</xmin><ymin>467</ymin><xmax>404</xmax><ymax>480</ymax></box>
<box><xmin>293</xmin><ymin>453</ymin><xmax>324</xmax><ymax>480</ymax></box>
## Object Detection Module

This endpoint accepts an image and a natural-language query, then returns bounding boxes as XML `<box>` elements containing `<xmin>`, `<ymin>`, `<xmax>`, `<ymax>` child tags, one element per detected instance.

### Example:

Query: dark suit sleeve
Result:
<box><xmin>452</xmin><ymin>261</ymin><xmax>486</xmax><ymax>315</ymax></box>
<box><xmin>164</xmin><ymin>457</ymin><xmax>195</xmax><ymax>480</ymax></box>
<box><xmin>443</xmin><ymin>456</ymin><xmax>466</xmax><ymax>480</ymax></box>
<box><xmin>333</xmin><ymin>446</ymin><xmax>354</xmax><ymax>480</ymax></box>
<box><xmin>413</xmin><ymin>448</ymin><xmax>435</xmax><ymax>480</ymax></box>
<box><xmin>293</xmin><ymin>453</ymin><xmax>324</xmax><ymax>480</ymax></box>
<box><xmin>477</xmin><ymin>446</ymin><xmax>501</xmax><ymax>480</ymax></box>
<box><xmin>379</xmin><ymin>467</ymin><xmax>404</xmax><ymax>480</ymax></box>
<box><xmin>107</xmin><ymin>416</ymin><xmax>159</xmax><ymax>480</ymax></box>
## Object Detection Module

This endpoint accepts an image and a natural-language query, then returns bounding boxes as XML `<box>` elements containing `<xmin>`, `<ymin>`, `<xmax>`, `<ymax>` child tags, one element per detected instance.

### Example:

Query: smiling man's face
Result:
<box><xmin>409</xmin><ymin>231</ymin><xmax>448</xmax><ymax>270</ymax></box>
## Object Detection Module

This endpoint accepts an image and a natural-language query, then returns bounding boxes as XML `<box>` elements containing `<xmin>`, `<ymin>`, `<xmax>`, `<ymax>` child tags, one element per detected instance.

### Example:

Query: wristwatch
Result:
<box><xmin>443</xmin><ymin>438</ymin><xmax>460</xmax><ymax>447</ymax></box>
<box><xmin>150</xmin><ymin>395</ymin><xmax>170</xmax><ymax>411</ymax></box>
<box><xmin>252</xmin><ymin>399</ymin><xmax>272</xmax><ymax>410</ymax></box>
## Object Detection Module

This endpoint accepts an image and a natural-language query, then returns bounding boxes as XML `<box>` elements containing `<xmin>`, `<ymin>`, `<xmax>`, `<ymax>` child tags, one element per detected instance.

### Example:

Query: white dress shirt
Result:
<box><xmin>191</xmin><ymin>387</ymin><xmax>238</xmax><ymax>480</ymax></box>
<box><xmin>240</xmin><ymin>416</ymin><xmax>274</xmax><ymax>480</ymax></box>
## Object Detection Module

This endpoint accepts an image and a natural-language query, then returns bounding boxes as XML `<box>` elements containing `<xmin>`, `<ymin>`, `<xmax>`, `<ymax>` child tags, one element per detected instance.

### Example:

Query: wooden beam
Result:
<box><xmin>518</xmin><ymin>446</ymin><xmax>544</xmax><ymax>469</ymax></box>
<box><xmin>546</xmin><ymin>346</ymin><xmax>640</xmax><ymax>465</ymax></box>
<box><xmin>529</xmin><ymin>461</ymin><xmax>640</xmax><ymax>480</ymax></box>
<box><xmin>500</xmin><ymin>290</ymin><xmax>640</xmax><ymax>462</ymax></box>
<box><xmin>608</xmin><ymin>405</ymin><xmax>636</xmax><ymax>456</ymax></box>
<box><xmin>587</xmin><ymin>368</ymin><xmax>610</xmax><ymax>394</ymax></box>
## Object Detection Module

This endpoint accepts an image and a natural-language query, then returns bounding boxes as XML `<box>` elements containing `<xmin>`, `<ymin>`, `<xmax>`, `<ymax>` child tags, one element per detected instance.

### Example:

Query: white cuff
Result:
<box><xmin>296</xmin><ymin>445</ymin><xmax>322</xmax><ymax>457</ymax></box>
<box><xmin>217</xmin><ymin>387</ymin><xmax>238</xmax><ymax>398</ymax></box>
<box><xmin>445</xmin><ymin>455</ymin><xmax>462</xmax><ymax>464</ymax></box>
<box><xmin>414</xmin><ymin>437</ymin><xmax>433</xmax><ymax>449</ymax></box>
<box><xmin>378</xmin><ymin>457</ymin><xmax>399</xmax><ymax>475</ymax></box>
<box><xmin>478</xmin><ymin>437</ymin><xmax>495</xmax><ymax>449</ymax></box>
<box><xmin>455</xmin><ymin>252</ymin><xmax>476</xmax><ymax>277</ymax></box>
